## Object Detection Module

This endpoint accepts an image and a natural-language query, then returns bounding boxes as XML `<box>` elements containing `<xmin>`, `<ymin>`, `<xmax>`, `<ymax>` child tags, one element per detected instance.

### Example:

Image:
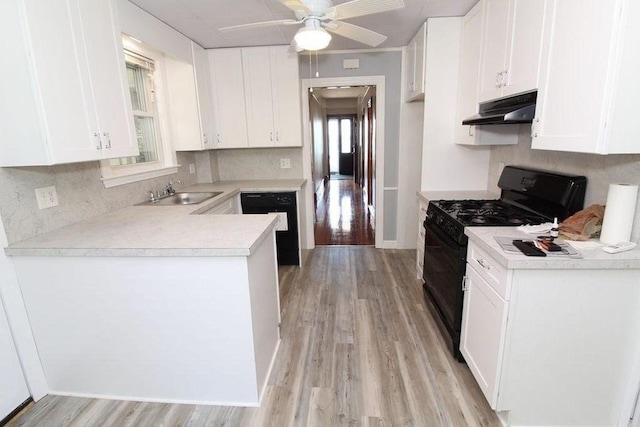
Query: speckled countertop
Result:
<box><xmin>465</xmin><ymin>227</ymin><xmax>640</xmax><ymax>270</ymax></box>
<box><xmin>5</xmin><ymin>180</ymin><xmax>306</xmax><ymax>257</ymax></box>
<box><xmin>416</xmin><ymin>190</ymin><xmax>498</xmax><ymax>205</ymax></box>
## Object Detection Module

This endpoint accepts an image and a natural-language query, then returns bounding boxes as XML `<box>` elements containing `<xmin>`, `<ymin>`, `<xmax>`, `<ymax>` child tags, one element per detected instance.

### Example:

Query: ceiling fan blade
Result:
<box><xmin>219</xmin><ymin>19</ymin><xmax>300</xmax><ymax>32</ymax></box>
<box><xmin>279</xmin><ymin>0</ymin><xmax>310</xmax><ymax>16</ymax></box>
<box><xmin>325</xmin><ymin>0</ymin><xmax>405</xmax><ymax>21</ymax></box>
<box><xmin>324</xmin><ymin>21</ymin><xmax>387</xmax><ymax>47</ymax></box>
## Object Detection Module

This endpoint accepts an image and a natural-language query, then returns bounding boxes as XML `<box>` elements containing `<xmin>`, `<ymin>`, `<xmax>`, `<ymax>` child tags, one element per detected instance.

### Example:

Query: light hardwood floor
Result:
<box><xmin>8</xmin><ymin>247</ymin><xmax>500</xmax><ymax>426</ymax></box>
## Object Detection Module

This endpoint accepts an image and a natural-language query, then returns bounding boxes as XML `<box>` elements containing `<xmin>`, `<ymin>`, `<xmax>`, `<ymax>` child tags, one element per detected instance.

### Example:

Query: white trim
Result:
<box><xmin>379</xmin><ymin>240</ymin><xmax>398</xmax><ymax>249</ymax></box>
<box><xmin>101</xmin><ymin>166</ymin><xmax>179</xmax><ymax>188</ymax></box>
<box><xmin>299</xmin><ymin>47</ymin><xmax>403</xmax><ymax>55</ymax></box>
<box><xmin>383</xmin><ymin>186</ymin><xmax>399</xmax><ymax>191</ymax></box>
<box><xmin>301</xmin><ymin>75</ymin><xmax>386</xmax><ymax>249</ymax></box>
<box><xmin>0</xmin><ymin>215</ymin><xmax>48</xmax><ymax>401</ymax></box>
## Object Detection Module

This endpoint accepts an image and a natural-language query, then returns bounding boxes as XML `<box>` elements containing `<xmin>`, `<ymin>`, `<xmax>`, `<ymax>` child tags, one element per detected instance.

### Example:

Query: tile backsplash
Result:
<box><xmin>488</xmin><ymin>126</ymin><xmax>640</xmax><ymax>241</ymax></box>
<box><xmin>215</xmin><ymin>147</ymin><xmax>303</xmax><ymax>181</ymax></box>
<box><xmin>0</xmin><ymin>152</ymin><xmax>197</xmax><ymax>245</ymax></box>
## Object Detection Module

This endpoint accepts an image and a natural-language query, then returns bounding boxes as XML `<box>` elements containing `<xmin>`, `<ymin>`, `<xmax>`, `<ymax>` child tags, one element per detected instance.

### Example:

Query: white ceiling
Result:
<box><xmin>127</xmin><ymin>0</ymin><xmax>478</xmax><ymax>51</ymax></box>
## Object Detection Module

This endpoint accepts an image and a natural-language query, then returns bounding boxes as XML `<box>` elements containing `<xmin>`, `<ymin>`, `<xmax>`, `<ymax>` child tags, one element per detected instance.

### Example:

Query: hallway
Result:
<box><xmin>314</xmin><ymin>178</ymin><xmax>374</xmax><ymax>246</ymax></box>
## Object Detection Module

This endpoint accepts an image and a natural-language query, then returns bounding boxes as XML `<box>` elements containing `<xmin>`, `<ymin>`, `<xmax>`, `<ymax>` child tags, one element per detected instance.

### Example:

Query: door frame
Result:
<box><xmin>301</xmin><ymin>76</ymin><xmax>385</xmax><ymax>248</ymax></box>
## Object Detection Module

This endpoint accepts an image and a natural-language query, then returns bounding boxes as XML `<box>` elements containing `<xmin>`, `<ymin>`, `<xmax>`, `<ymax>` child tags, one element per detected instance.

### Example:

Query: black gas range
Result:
<box><xmin>422</xmin><ymin>166</ymin><xmax>587</xmax><ymax>361</ymax></box>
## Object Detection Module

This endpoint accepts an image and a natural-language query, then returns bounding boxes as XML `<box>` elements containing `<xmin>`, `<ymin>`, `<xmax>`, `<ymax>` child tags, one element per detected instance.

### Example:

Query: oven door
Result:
<box><xmin>422</xmin><ymin>218</ymin><xmax>467</xmax><ymax>353</ymax></box>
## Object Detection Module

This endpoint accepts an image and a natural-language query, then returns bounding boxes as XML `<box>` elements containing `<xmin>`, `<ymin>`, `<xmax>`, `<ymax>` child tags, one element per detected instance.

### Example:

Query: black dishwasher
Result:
<box><xmin>240</xmin><ymin>192</ymin><xmax>300</xmax><ymax>266</ymax></box>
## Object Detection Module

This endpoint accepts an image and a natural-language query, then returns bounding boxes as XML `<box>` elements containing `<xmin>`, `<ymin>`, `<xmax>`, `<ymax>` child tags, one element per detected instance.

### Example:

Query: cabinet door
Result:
<box><xmin>208</xmin><ymin>49</ymin><xmax>249</xmax><ymax>149</ymax></box>
<box><xmin>23</xmin><ymin>0</ymin><xmax>102</xmax><ymax>164</ymax></box>
<box><xmin>77</xmin><ymin>0</ymin><xmax>137</xmax><ymax>159</ymax></box>
<box><xmin>164</xmin><ymin>57</ymin><xmax>203</xmax><ymax>151</ymax></box>
<box><xmin>413</xmin><ymin>24</ymin><xmax>426</xmax><ymax>97</ymax></box>
<box><xmin>478</xmin><ymin>0</ymin><xmax>511</xmax><ymax>102</ymax></box>
<box><xmin>460</xmin><ymin>265</ymin><xmax>509</xmax><ymax>408</ymax></box>
<box><xmin>192</xmin><ymin>42</ymin><xmax>215</xmax><ymax>149</ymax></box>
<box><xmin>455</xmin><ymin>1</ymin><xmax>484</xmax><ymax>145</ymax></box>
<box><xmin>270</xmin><ymin>47</ymin><xmax>302</xmax><ymax>147</ymax></box>
<box><xmin>242</xmin><ymin>48</ymin><xmax>276</xmax><ymax>147</ymax></box>
<box><xmin>404</xmin><ymin>39</ymin><xmax>416</xmax><ymax>101</ymax></box>
<box><xmin>502</xmin><ymin>0</ymin><xmax>547</xmax><ymax>97</ymax></box>
<box><xmin>532</xmin><ymin>0</ymin><xmax>618</xmax><ymax>153</ymax></box>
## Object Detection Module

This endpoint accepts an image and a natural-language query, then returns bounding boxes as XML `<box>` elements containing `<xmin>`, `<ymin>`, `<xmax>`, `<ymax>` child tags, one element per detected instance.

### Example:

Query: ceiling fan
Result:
<box><xmin>219</xmin><ymin>0</ymin><xmax>405</xmax><ymax>51</ymax></box>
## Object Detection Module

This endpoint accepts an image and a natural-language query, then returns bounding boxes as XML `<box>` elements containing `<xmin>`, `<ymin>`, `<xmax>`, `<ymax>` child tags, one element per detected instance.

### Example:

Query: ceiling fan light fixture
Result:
<box><xmin>294</xmin><ymin>19</ymin><xmax>331</xmax><ymax>51</ymax></box>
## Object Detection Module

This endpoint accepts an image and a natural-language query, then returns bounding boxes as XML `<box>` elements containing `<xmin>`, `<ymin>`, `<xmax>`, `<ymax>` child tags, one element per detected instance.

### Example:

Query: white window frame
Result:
<box><xmin>100</xmin><ymin>37</ymin><xmax>178</xmax><ymax>188</ymax></box>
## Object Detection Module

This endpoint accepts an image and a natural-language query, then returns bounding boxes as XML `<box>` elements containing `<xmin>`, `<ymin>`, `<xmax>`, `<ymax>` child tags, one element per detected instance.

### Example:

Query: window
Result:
<box><xmin>100</xmin><ymin>37</ymin><xmax>178</xmax><ymax>188</ymax></box>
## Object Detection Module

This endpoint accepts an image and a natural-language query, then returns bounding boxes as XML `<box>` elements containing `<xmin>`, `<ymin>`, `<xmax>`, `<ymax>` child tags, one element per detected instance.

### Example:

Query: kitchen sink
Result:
<box><xmin>138</xmin><ymin>192</ymin><xmax>222</xmax><ymax>206</ymax></box>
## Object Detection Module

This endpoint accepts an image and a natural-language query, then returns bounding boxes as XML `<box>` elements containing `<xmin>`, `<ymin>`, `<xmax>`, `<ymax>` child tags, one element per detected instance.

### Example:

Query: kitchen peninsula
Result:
<box><xmin>4</xmin><ymin>180</ymin><xmax>304</xmax><ymax>407</ymax></box>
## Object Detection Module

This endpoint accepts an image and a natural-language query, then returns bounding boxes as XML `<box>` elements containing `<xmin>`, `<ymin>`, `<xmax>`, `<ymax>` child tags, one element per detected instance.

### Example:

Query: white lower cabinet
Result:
<box><xmin>416</xmin><ymin>199</ymin><xmax>428</xmax><ymax>280</ymax></box>
<box><xmin>200</xmin><ymin>197</ymin><xmax>239</xmax><ymax>215</ymax></box>
<box><xmin>461</xmin><ymin>241</ymin><xmax>640</xmax><ymax>426</ymax></box>
<box><xmin>461</xmin><ymin>263</ymin><xmax>509</xmax><ymax>408</ymax></box>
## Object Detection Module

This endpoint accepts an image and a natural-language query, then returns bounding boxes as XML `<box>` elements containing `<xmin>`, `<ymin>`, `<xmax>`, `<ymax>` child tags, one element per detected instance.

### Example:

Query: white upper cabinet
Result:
<box><xmin>478</xmin><ymin>0</ymin><xmax>547</xmax><ymax>102</ymax></box>
<box><xmin>168</xmin><ymin>42</ymin><xmax>216</xmax><ymax>151</ymax></box>
<box><xmin>208</xmin><ymin>49</ymin><xmax>249</xmax><ymax>149</ymax></box>
<box><xmin>532</xmin><ymin>0</ymin><xmax>640</xmax><ymax>154</ymax></box>
<box><xmin>0</xmin><ymin>0</ymin><xmax>138</xmax><ymax>166</ymax></box>
<box><xmin>404</xmin><ymin>22</ymin><xmax>427</xmax><ymax>102</ymax></box>
<box><xmin>242</xmin><ymin>46</ymin><xmax>302</xmax><ymax>147</ymax></box>
<box><xmin>455</xmin><ymin>2</ymin><xmax>484</xmax><ymax>145</ymax></box>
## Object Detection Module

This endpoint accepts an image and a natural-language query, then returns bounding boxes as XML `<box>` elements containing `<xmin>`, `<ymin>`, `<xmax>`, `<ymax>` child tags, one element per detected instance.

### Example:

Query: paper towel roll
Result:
<box><xmin>599</xmin><ymin>183</ymin><xmax>639</xmax><ymax>244</ymax></box>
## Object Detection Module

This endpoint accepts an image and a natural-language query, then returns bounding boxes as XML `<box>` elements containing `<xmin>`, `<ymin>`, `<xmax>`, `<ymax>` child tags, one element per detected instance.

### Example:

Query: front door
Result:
<box><xmin>328</xmin><ymin>116</ymin><xmax>355</xmax><ymax>177</ymax></box>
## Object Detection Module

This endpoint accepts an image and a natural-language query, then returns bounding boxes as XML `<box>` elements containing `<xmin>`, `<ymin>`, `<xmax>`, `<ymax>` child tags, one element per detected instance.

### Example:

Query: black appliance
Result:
<box><xmin>241</xmin><ymin>192</ymin><xmax>300</xmax><ymax>266</ymax></box>
<box><xmin>462</xmin><ymin>91</ymin><xmax>537</xmax><ymax>126</ymax></box>
<box><xmin>422</xmin><ymin>166</ymin><xmax>587</xmax><ymax>361</ymax></box>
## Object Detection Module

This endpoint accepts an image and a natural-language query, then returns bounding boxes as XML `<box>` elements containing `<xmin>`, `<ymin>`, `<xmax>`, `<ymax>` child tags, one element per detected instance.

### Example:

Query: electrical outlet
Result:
<box><xmin>189</xmin><ymin>163</ymin><xmax>196</xmax><ymax>174</ymax></box>
<box><xmin>280</xmin><ymin>158</ymin><xmax>291</xmax><ymax>169</ymax></box>
<box><xmin>35</xmin><ymin>186</ymin><xmax>58</xmax><ymax>209</ymax></box>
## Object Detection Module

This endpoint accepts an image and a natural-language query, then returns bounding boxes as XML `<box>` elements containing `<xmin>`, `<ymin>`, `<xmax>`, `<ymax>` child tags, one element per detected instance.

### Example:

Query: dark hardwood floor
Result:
<box><xmin>314</xmin><ymin>178</ymin><xmax>374</xmax><ymax>246</ymax></box>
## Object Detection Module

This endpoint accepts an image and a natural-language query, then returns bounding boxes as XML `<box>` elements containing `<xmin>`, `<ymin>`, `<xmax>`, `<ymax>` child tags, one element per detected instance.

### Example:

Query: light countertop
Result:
<box><xmin>6</xmin><ymin>180</ymin><xmax>305</xmax><ymax>257</ymax></box>
<box><xmin>465</xmin><ymin>226</ymin><xmax>640</xmax><ymax>270</ymax></box>
<box><xmin>417</xmin><ymin>190</ymin><xmax>498</xmax><ymax>205</ymax></box>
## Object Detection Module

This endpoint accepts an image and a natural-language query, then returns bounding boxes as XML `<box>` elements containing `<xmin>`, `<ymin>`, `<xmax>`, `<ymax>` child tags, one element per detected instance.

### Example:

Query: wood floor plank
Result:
<box><xmin>8</xmin><ymin>247</ymin><xmax>501</xmax><ymax>427</ymax></box>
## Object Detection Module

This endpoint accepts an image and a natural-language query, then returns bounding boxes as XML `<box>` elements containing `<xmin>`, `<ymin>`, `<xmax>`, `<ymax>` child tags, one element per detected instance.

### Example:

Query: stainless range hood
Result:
<box><xmin>462</xmin><ymin>91</ymin><xmax>537</xmax><ymax>125</ymax></box>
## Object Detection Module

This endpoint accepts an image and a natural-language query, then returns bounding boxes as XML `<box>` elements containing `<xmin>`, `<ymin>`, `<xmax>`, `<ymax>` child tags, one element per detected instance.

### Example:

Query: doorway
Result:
<box><xmin>308</xmin><ymin>85</ymin><xmax>376</xmax><ymax>246</ymax></box>
<box><xmin>328</xmin><ymin>115</ymin><xmax>355</xmax><ymax>178</ymax></box>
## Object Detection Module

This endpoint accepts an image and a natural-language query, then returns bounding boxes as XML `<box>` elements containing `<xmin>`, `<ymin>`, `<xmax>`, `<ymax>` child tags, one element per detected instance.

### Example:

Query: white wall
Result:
<box><xmin>420</xmin><ymin>18</ymin><xmax>491</xmax><ymax>193</ymax></box>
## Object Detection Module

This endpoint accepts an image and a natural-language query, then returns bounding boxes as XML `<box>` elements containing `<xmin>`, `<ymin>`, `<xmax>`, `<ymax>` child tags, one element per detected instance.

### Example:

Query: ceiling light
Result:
<box><xmin>294</xmin><ymin>19</ymin><xmax>331</xmax><ymax>51</ymax></box>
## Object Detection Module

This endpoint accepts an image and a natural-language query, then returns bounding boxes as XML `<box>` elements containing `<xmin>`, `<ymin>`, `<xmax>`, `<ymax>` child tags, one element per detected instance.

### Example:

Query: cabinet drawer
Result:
<box><xmin>467</xmin><ymin>243</ymin><xmax>510</xmax><ymax>300</ymax></box>
<box><xmin>201</xmin><ymin>199</ymin><xmax>235</xmax><ymax>215</ymax></box>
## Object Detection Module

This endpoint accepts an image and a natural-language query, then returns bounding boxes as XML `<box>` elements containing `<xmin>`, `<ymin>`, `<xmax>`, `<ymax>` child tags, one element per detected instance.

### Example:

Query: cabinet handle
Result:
<box><xmin>270</xmin><ymin>132</ymin><xmax>273</xmax><ymax>141</ymax></box>
<box><xmin>476</xmin><ymin>258</ymin><xmax>491</xmax><ymax>270</ymax></box>
<box><xmin>203</xmin><ymin>133</ymin><xmax>208</xmax><ymax>144</ymax></box>
<box><xmin>102</xmin><ymin>132</ymin><xmax>111</xmax><ymax>149</ymax></box>
<box><xmin>468</xmin><ymin>126</ymin><xmax>474</xmax><ymax>137</ymax></box>
<box><xmin>276</xmin><ymin>132</ymin><xmax>279</xmax><ymax>142</ymax></box>
<box><xmin>501</xmin><ymin>70</ymin><xmax>508</xmax><ymax>87</ymax></box>
<box><xmin>216</xmin><ymin>134</ymin><xmax>220</xmax><ymax>144</ymax></box>
<box><xmin>420</xmin><ymin>231</ymin><xmax>425</xmax><ymax>238</ymax></box>
<box><xmin>94</xmin><ymin>132</ymin><xmax>102</xmax><ymax>150</ymax></box>
<box><xmin>462</xmin><ymin>276</ymin><xmax>468</xmax><ymax>291</ymax></box>
<box><xmin>495</xmin><ymin>72</ymin><xmax>501</xmax><ymax>88</ymax></box>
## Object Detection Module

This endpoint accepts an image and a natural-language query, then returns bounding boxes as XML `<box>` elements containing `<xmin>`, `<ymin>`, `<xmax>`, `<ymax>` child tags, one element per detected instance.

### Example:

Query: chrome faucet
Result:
<box><xmin>148</xmin><ymin>180</ymin><xmax>182</xmax><ymax>202</ymax></box>
<box><xmin>166</xmin><ymin>180</ymin><xmax>181</xmax><ymax>195</ymax></box>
